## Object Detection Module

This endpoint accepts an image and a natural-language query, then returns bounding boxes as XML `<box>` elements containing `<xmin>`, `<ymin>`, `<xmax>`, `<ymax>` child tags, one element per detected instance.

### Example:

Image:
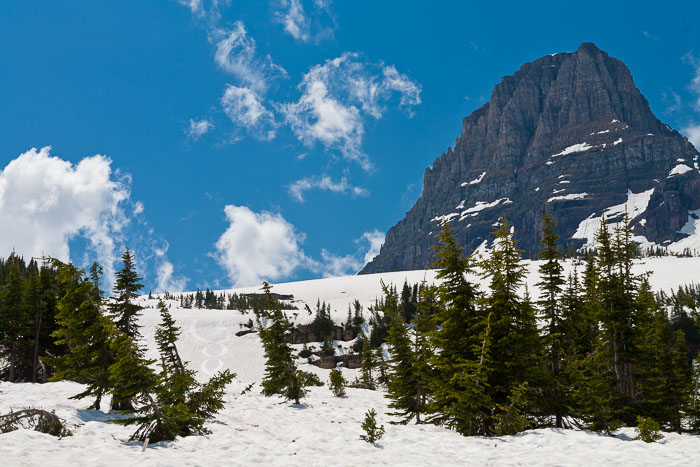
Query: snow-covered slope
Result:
<box><xmin>2</xmin><ymin>380</ymin><xmax>700</xmax><ymax>466</ymax></box>
<box><xmin>1</xmin><ymin>256</ymin><xmax>700</xmax><ymax>465</ymax></box>
<box><xmin>135</xmin><ymin>256</ymin><xmax>700</xmax><ymax>385</ymax></box>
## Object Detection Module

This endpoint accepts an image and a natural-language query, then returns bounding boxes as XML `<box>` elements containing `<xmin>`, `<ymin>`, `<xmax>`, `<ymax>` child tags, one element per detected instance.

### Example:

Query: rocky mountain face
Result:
<box><xmin>361</xmin><ymin>42</ymin><xmax>700</xmax><ymax>274</ymax></box>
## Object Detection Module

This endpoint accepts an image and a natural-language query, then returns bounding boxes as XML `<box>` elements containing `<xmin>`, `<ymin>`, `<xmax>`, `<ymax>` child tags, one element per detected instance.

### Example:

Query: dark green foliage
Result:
<box><xmin>109</xmin><ymin>249</ymin><xmax>144</xmax><ymax>340</ymax></box>
<box><xmin>0</xmin><ymin>255</ymin><xmax>62</xmax><ymax>383</ymax></box>
<box><xmin>298</xmin><ymin>342</ymin><xmax>312</xmax><ymax>359</ymax></box>
<box><xmin>0</xmin><ymin>254</ymin><xmax>31</xmax><ymax>382</ymax></box>
<box><xmin>477</xmin><ymin>219</ymin><xmax>541</xmax><ymax>434</ymax></box>
<box><xmin>310</xmin><ymin>300</ymin><xmax>335</xmax><ymax>341</ymax></box>
<box><xmin>259</xmin><ymin>282</ymin><xmax>307</xmax><ymax>404</ymax></box>
<box><xmin>46</xmin><ymin>260</ymin><xmax>114</xmax><ymax>410</ymax></box>
<box><xmin>321</xmin><ymin>336</ymin><xmax>335</xmax><ymax>356</ymax></box>
<box><xmin>635</xmin><ymin>416</ymin><xmax>663</xmax><ymax>442</ymax></box>
<box><xmin>427</xmin><ymin>222</ymin><xmax>491</xmax><ymax>435</ymax></box>
<box><xmin>384</xmin><ymin>282</ymin><xmax>431</xmax><ymax>424</ymax></box>
<box><xmin>360</xmin><ymin>337</ymin><xmax>376</xmax><ymax>390</ymax></box>
<box><xmin>537</xmin><ymin>207</ymin><xmax>567</xmax><ymax>428</ymax></box>
<box><xmin>108</xmin><ymin>330</ymin><xmax>157</xmax><ymax>414</ymax></box>
<box><xmin>329</xmin><ymin>368</ymin><xmax>346</xmax><ymax>397</ymax></box>
<box><xmin>298</xmin><ymin>370</ymin><xmax>324</xmax><ymax>387</ymax></box>
<box><xmin>493</xmin><ymin>382</ymin><xmax>532</xmax><ymax>436</ymax></box>
<box><xmin>108</xmin><ymin>249</ymin><xmax>146</xmax><ymax>411</ymax></box>
<box><xmin>359</xmin><ymin>408</ymin><xmax>385</xmax><ymax>444</ymax></box>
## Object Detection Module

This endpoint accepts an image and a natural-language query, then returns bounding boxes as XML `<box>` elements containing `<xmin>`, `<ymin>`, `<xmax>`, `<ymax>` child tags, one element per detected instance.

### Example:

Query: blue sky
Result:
<box><xmin>1</xmin><ymin>0</ymin><xmax>700</xmax><ymax>292</ymax></box>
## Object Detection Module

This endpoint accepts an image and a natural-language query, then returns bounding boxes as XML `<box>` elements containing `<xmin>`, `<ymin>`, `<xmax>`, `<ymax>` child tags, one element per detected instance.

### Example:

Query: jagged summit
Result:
<box><xmin>361</xmin><ymin>43</ymin><xmax>700</xmax><ymax>274</ymax></box>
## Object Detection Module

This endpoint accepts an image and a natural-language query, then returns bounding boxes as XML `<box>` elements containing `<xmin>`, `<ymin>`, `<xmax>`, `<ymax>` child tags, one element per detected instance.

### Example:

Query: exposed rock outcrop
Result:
<box><xmin>361</xmin><ymin>43</ymin><xmax>700</xmax><ymax>273</ymax></box>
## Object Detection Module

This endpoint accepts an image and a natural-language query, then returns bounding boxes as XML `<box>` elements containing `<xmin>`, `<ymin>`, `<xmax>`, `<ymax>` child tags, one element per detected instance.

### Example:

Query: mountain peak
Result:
<box><xmin>360</xmin><ymin>46</ymin><xmax>700</xmax><ymax>274</ymax></box>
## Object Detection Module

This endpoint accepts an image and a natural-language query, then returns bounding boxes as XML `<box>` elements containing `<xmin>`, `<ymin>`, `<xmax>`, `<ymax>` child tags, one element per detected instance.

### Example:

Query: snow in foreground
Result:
<box><xmin>1</xmin><ymin>381</ymin><xmax>700</xmax><ymax>466</ymax></box>
<box><xmin>1</xmin><ymin>257</ymin><xmax>699</xmax><ymax>465</ymax></box>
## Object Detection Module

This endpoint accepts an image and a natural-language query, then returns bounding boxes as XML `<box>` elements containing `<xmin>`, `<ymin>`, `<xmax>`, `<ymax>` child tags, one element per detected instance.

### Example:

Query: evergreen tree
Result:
<box><xmin>536</xmin><ymin>207</ymin><xmax>567</xmax><ymax>427</ymax></box>
<box><xmin>359</xmin><ymin>408</ymin><xmax>385</xmax><ymax>444</ymax></box>
<box><xmin>360</xmin><ymin>337</ymin><xmax>376</xmax><ymax>390</ymax></box>
<box><xmin>46</xmin><ymin>260</ymin><xmax>114</xmax><ymax>410</ymax></box>
<box><xmin>259</xmin><ymin>282</ymin><xmax>307</xmax><ymax>404</ymax></box>
<box><xmin>384</xmin><ymin>283</ymin><xmax>429</xmax><ymax>423</ymax></box>
<box><xmin>329</xmin><ymin>368</ymin><xmax>347</xmax><ymax>397</ymax></box>
<box><xmin>109</xmin><ymin>249</ymin><xmax>144</xmax><ymax>340</ymax></box>
<box><xmin>478</xmin><ymin>219</ymin><xmax>541</xmax><ymax>433</ymax></box>
<box><xmin>0</xmin><ymin>254</ymin><xmax>30</xmax><ymax>382</ymax></box>
<box><xmin>427</xmin><ymin>222</ymin><xmax>491</xmax><ymax>435</ymax></box>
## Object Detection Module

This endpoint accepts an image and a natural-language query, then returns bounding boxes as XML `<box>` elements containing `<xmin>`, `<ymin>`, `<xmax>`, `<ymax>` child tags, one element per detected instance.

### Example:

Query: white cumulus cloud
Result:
<box><xmin>281</xmin><ymin>53</ymin><xmax>421</xmax><ymax>170</ymax></box>
<box><xmin>0</xmin><ymin>147</ymin><xmax>130</xmax><ymax>284</ymax></box>
<box><xmin>288</xmin><ymin>174</ymin><xmax>368</xmax><ymax>202</ymax></box>
<box><xmin>211</xmin><ymin>204</ymin><xmax>385</xmax><ymax>284</ymax></box>
<box><xmin>212</xmin><ymin>205</ymin><xmax>312</xmax><ymax>287</ymax></box>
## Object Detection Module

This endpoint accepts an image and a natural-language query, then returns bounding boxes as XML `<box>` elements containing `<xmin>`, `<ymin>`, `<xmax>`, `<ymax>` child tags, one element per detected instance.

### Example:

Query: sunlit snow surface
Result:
<box><xmin>1</xmin><ymin>257</ymin><xmax>700</xmax><ymax>465</ymax></box>
<box><xmin>573</xmin><ymin>189</ymin><xmax>655</xmax><ymax>248</ymax></box>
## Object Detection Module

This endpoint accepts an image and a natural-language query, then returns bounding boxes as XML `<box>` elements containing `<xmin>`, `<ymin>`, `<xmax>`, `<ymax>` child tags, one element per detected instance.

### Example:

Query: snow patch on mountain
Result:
<box><xmin>573</xmin><ymin>188</ymin><xmax>654</xmax><ymax>248</ymax></box>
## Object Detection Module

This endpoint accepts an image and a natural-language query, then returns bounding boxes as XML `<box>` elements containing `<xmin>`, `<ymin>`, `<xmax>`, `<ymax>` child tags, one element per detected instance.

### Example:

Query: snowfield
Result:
<box><xmin>1</xmin><ymin>256</ymin><xmax>700</xmax><ymax>466</ymax></box>
<box><xmin>2</xmin><ymin>380</ymin><xmax>700</xmax><ymax>466</ymax></box>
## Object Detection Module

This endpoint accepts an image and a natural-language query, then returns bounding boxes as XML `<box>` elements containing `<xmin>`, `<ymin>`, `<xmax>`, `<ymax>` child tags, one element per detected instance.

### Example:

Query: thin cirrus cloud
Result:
<box><xmin>0</xmin><ymin>146</ymin><xmax>188</xmax><ymax>292</ymax></box>
<box><xmin>186</xmin><ymin>118</ymin><xmax>214</xmax><ymax>140</ymax></box>
<box><xmin>681</xmin><ymin>53</ymin><xmax>700</xmax><ymax>149</ymax></box>
<box><xmin>271</xmin><ymin>0</ymin><xmax>335</xmax><ymax>43</ymax></box>
<box><xmin>280</xmin><ymin>53</ymin><xmax>422</xmax><ymax>170</ymax></box>
<box><xmin>274</xmin><ymin>0</ymin><xmax>310</xmax><ymax>42</ymax></box>
<box><xmin>288</xmin><ymin>174</ymin><xmax>369</xmax><ymax>202</ymax></box>
<box><xmin>212</xmin><ymin>204</ymin><xmax>384</xmax><ymax>286</ymax></box>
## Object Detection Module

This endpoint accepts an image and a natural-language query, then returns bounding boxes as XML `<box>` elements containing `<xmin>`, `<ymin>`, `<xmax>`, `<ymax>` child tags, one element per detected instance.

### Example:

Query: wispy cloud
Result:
<box><xmin>221</xmin><ymin>85</ymin><xmax>277</xmax><ymax>140</ymax></box>
<box><xmin>272</xmin><ymin>0</ymin><xmax>335</xmax><ymax>43</ymax></box>
<box><xmin>212</xmin><ymin>21</ymin><xmax>285</xmax><ymax>93</ymax></box>
<box><xmin>662</xmin><ymin>89</ymin><xmax>683</xmax><ymax>115</ymax></box>
<box><xmin>281</xmin><ymin>53</ymin><xmax>421</xmax><ymax>170</ymax></box>
<box><xmin>288</xmin><ymin>174</ymin><xmax>368</xmax><ymax>202</ymax></box>
<box><xmin>641</xmin><ymin>30</ymin><xmax>657</xmax><ymax>41</ymax></box>
<box><xmin>275</xmin><ymin>0</ymin><xmax>310</xmax><ymax>42</ymax></box>
<box><xmin>682</xmin><ymin>52</ymin><xmax>700</xmax><ymax>110</ymax></box>
<box><xmin>186</xmin><ymin>118</ymin><xmax>214</xmax><ymax>140</ymax></box>
<box><xmin>681</xmin><ymin>52</ymin><xmax>700</xmax><ymax>148</ymax></box>
<box><xmin>683</xmin><ymin>124</ymin><xmax>700</xmax><ymax>149</ymax></box>
<box><xmin>316</xmin><ymin>229</ymin><xmax>385</xmax><ymax>277</ymax></box>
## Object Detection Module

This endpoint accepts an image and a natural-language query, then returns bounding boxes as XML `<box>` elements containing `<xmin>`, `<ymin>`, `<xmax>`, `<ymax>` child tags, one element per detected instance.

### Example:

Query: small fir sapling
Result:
<box><xmin>329</xmin><ymin>368</ymin><xmax>347</xmax><ymax>397</ymax></box>
<box><xmin>360</xmin><ymin>408</ymin><xmax>385</xmax><ymax>444</ymax></box>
